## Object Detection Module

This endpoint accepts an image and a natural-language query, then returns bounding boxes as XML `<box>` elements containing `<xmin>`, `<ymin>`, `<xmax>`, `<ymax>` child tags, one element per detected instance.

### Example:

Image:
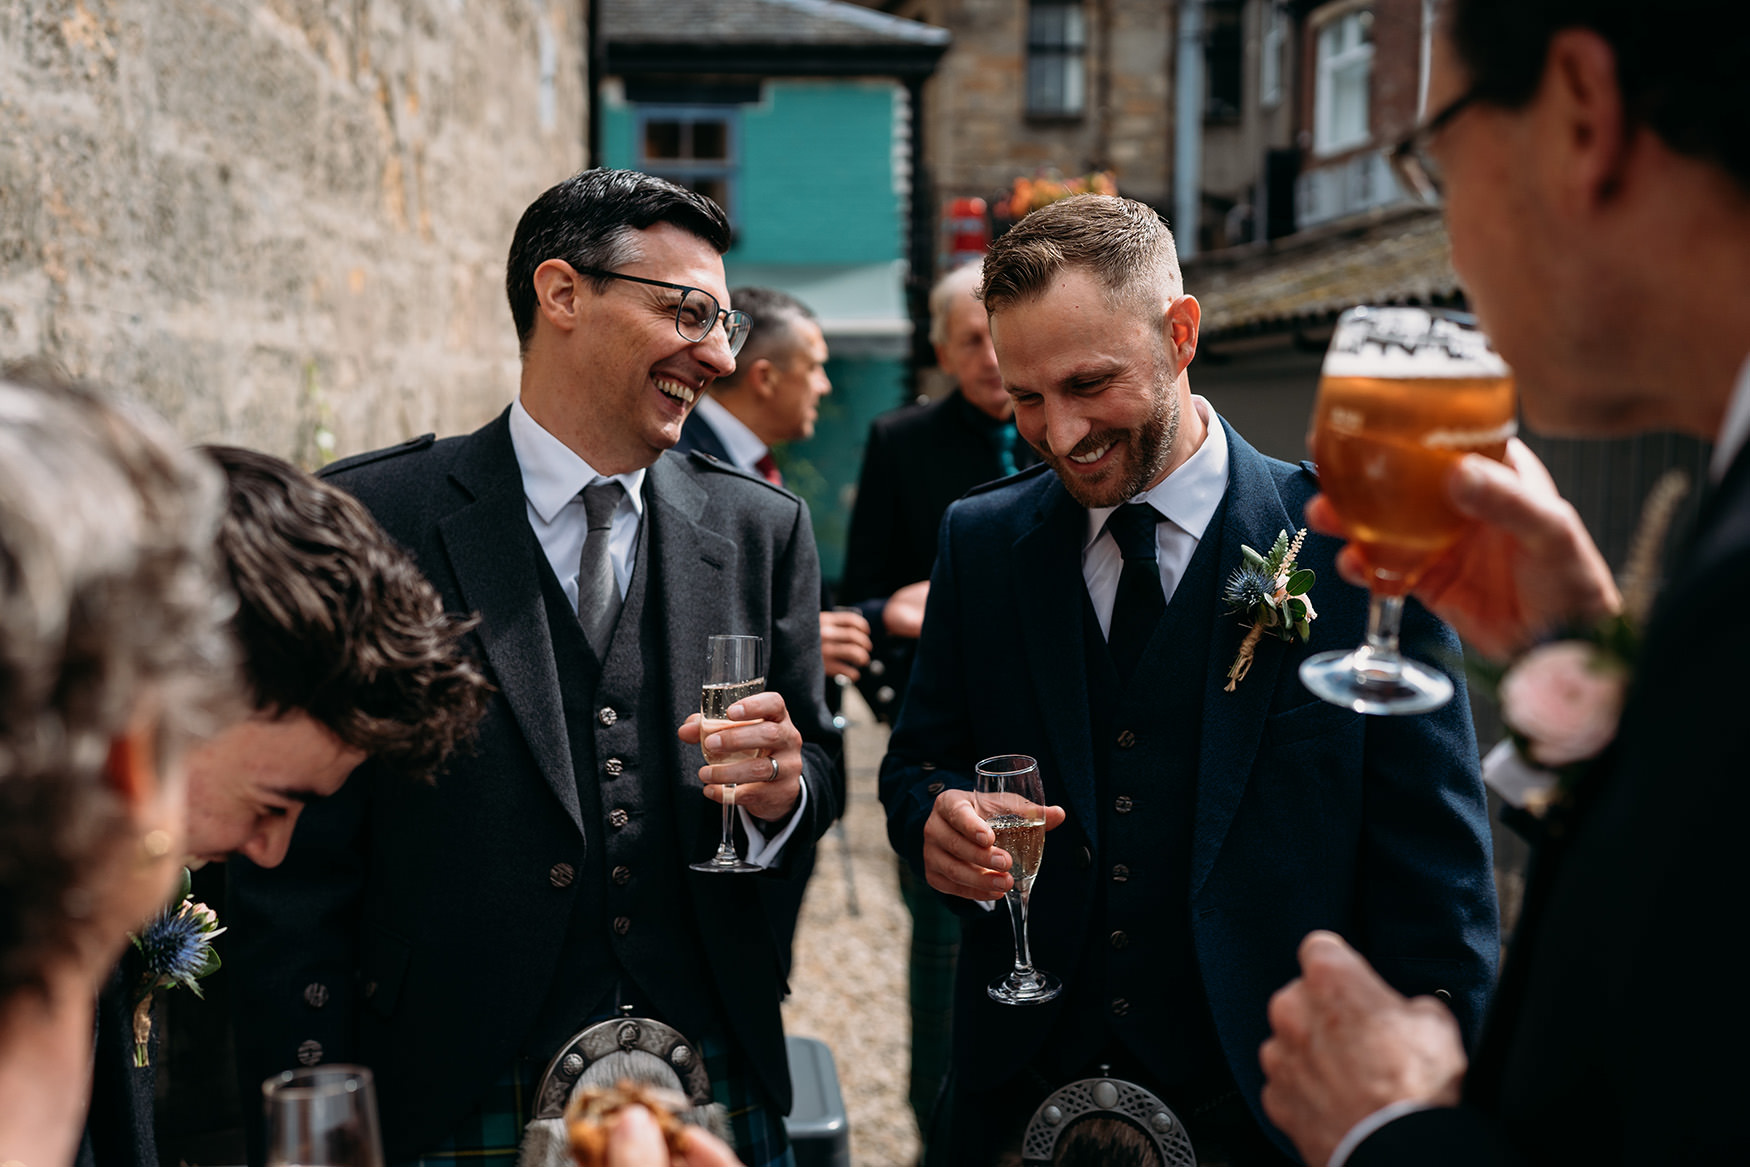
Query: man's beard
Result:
<box><xmin>1039</xmin><ymin>372</ymin><xmax>1180</xmax><ymax>509</ymax></box>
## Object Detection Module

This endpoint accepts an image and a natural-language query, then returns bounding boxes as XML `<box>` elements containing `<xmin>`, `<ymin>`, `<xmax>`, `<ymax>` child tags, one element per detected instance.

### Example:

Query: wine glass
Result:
<box><xmin>1300</xmin><ymin>305</ymin><xmax>1517</xmax><ymax>714</ymax></box>
<box><xmin>263</xmin><ymin>1065</ymin><xmax>385</xmax><ymax>1167</ymax></box>
<box><xmin>975</xmin><ymin>754</ymin><xmax>1061</xmax><ymax>1005</ymax></box>
<box><xmin>690</xmin><ymin>634</ymin><xmax>766</xmax><ymax>874</ymax></box>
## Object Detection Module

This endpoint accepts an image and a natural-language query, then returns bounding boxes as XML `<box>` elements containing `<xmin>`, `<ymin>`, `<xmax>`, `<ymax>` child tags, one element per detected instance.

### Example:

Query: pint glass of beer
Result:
<box><xmin>1299</xmin><ymin>306</ymin><xmax>1515</xmax><ymax>715</ymax></box>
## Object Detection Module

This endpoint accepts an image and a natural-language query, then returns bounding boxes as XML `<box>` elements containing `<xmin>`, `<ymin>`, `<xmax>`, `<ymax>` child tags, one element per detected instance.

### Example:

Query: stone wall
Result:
<box><xmin>0</xmin><ymin>0</ymin><xmax>586</xmax><ymax>465</ymax></box>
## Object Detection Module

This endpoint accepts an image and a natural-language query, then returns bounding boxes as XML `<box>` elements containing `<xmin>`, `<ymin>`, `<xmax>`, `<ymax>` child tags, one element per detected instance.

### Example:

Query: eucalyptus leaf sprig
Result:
<box><xmin>1222</xmin><ymin>528</ymin><xmax>1317</xmax><ymax>692</ymax></box>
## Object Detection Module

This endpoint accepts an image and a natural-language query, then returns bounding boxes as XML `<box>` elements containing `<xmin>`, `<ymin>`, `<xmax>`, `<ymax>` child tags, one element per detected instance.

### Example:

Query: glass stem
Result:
<box><xmin>1363</xmin><ymin>592</ymin><xmax>1406</xmax><ymax>660</ymax></box>
<box><xmin>1004</xmin><ymin>889</ymin><xmax>1036</xmax><ymax>976</ymax></box>
<box><xmin>716</xmin><ymin>784</ymin><xmax>737</xmax><ymax>858</ymax></box>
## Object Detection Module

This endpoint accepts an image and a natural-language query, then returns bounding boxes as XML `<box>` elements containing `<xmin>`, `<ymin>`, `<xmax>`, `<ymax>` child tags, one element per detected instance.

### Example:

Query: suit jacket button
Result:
<box><xmin>613</xmin><ymin>916</ymin><xmax>632</xmax><ymax>936</ymax></box>
<box><xmin>926</xmin><ymin>781</ymin><xmax>945</xmax><ymax>796</ymax></box>
<box><xmin>1114</xmin><ymin>795</ymin><xmax>1133</xmax><ymax>814</ymax></box>
<box><xmin>1116</xmin><ymin>729</ymin><xmax>1137</xmax><ymax>748</ymax></box>
<box><xmin>549</xmin><ymin>862</ymin><xmax>576</xmax><ymax>888</ymax></box>
<box><xmin>1112</xmin><ymin>864</ymin><xmax>1130</xmax><ymax>882</ymax></box>
<box><xmin>303</xmin><ymin>983</ymin><xmax>330</xmax><ymax>1009</ymax></box>
<box><xmin>1110</xmin><ymin>998</ymin><xmax>1130</xmax><ymax>1017</ymax></box>
<box><xmin>1110</xmin><ymin>930</ymin><xmax>1129</xmax><ymax>950</ymax></box>
<box><xmin>362</xmin><ymin>980</ymin><xmax>378</xmax><ymax>999</ymax></box>
<box><xmin>597</xmin><ymin>707</ymin><xmax>617</xmax><ymax>727</ymax></box>
<box><xmin>1076</xmin><ymin>846</ymin><xmax>1092</xmax><ymax>869</ymax></box>
<box><xmin>296</xmin><ymin>1039</ymin><xmax>324</xmax><ymax>1066</ymax></box>
<box><xmin>612</xmin><ymin>865</ymin><xmax>632</xmax><ymax>885</ymax></box>
<box><xmin>609</xmin><ymin>808</ymin><xmax>629</xmax><ymax>828</ymax></box>
<box><xmin>604</xmin><ymin>757</ymin><xmax>624</xmax><ymax>777</ymax></box>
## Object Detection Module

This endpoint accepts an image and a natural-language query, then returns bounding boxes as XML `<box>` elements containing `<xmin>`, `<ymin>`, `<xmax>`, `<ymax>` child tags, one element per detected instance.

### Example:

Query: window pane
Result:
<box><xmin>1029</xmin><ymin>3</ymin><xmax>1084</xmax><ymax>49</ymax></box>
<box><xmin>690</xmin><ymin>120</ymin><xmax>728</xmax><ymax>161</ymax></box>
<box><xmin>1061</xmin><ymin>55</ymin><xmax>1085</xmax><ymax>114</ymax></box>
<box><xmin>1331</xmin><ymin>59</ymin><xmax>1369</xmax><ymax>143</ymax></box>
<box><xmin>645</xmin><ymin>120</ymin><xmax>682</xmax><ymax>160</ymax></box>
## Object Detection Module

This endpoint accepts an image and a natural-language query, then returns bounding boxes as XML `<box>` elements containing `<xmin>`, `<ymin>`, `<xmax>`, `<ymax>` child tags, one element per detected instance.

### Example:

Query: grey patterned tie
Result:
<box><xmin>576</xmin><ymin>479</ymin><xmax>626</xmax><ymax>656</ymax></box>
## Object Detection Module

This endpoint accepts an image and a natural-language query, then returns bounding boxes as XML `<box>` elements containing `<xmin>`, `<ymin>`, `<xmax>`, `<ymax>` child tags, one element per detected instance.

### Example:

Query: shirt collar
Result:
<box><xmin>1710</xmin><ymin>353</ymin><xmax>1750</xmax><ymax>482</ymax></box>
<box><xmin>693</xmin><ymin>394</ymin><xmax>770</xmax><ymax>474</ymax></box>
<box><xmin>508</xmin><ymin>398</ymin><xmax>646</xmax><ymax>523</ymax></box>
<box><xmin>1083</xmin><ymin>396</ymin><xmax>1229</xmax><ymax>549</ymax></box>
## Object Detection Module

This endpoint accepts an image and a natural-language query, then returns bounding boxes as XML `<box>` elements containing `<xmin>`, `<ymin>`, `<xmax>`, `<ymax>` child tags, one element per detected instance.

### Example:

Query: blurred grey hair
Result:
<box><xmin>928</xmin><ymin>261</ymin><xmax>985</xmax><ymax>350</ymax></box>
<box><xmin>0</xmin><ymin>369</ymin><xmax>241</xmax><ymax>998</ymax></box>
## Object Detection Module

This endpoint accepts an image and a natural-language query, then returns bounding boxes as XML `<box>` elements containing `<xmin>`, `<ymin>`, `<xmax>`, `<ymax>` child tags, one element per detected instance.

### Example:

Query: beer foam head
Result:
<box><xmin>1322</xmin><ymin>306</ymin><xmax>1511</xmax><ymax>379</ymax></box>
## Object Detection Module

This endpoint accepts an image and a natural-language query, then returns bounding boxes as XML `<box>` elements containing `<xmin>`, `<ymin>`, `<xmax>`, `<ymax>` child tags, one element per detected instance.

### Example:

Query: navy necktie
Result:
<box><xmin>1104</xmin><ymin>503</ymin><xmax>1165</xmax><ymax>683</ymax></box>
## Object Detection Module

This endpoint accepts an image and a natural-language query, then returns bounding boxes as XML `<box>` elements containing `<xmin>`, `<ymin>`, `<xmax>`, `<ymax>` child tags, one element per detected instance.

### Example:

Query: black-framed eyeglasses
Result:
<box><xmin>1388</xmin><ymin>85</ymin><xmax>1481</xmax><ymax>206</ymax></box>
<box><xmin>574</xmin><ymin>267</ymin><xmax>751</xmax><ymax>356</ymax></box>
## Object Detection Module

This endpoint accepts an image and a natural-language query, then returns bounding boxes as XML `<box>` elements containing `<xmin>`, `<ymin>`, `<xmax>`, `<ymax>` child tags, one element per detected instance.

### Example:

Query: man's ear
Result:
<box><xmin>1165</xmin><ymin>295</ymin><xmax>1201</xmax><ymax>375</ymax></box>
<box><xmin>532</xmin><ymin>259</ymin><xmax>585</xmax><ymax>336</ymax></box>
<box><xmin>747</xmin><ymin>357</ymin><xmax>778</xmax><ymax>400</ymax></box>
<box><xmin>1538</xmin><ymin>29</ymin><xmax>1631</xmax><ymax>210</ymax></box>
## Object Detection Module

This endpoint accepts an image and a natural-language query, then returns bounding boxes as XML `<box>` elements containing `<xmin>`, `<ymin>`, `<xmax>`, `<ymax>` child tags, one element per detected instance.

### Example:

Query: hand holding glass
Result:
<box><xmin>975</xmin><ymin>754</ymin><xmax>1061</xmax><ymax>1005</ymax></box>
<box><xmin>690</xmin><ymin>634</ymin><xmax>765</xmax><ymax>874</ymax></box>
<box><xmin>263</xmin><ymin>1065</ymin><xmax>384</xmax><ymax>1167</ymax></box>
<box><xmin>1301</xmin><ymin>306</ymin><xmax>1516</xmax><ymax>714</ymax></box>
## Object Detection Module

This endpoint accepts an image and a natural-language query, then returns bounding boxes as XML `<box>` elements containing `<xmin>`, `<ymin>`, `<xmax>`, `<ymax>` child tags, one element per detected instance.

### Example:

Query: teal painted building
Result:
<box><xmin>601</xmin><ymin>0</ymin><xmax>948</xmax><ymax>585</ymax></box>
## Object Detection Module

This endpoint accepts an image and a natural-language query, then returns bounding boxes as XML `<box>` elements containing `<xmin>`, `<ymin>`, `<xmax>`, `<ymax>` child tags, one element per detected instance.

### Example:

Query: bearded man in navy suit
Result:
<box><xmin>880</xmin><ymin>195</ymin><xmax>1499</xmax><ymax>1166</ymax></box>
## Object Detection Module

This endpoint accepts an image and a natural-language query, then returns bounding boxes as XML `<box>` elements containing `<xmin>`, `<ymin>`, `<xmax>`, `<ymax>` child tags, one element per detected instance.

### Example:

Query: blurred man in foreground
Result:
<box><xmin>1259</xmin><ymin>2</ymin><xmax>1750</xmax><ymax>1163</ymax></box>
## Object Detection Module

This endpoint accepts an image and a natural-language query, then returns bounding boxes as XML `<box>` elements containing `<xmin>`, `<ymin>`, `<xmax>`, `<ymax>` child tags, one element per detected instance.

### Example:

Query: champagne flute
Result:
<box><xmin>690</xmin><ymin>634</ymin><xmax>766</xmax><ymax>874</ymax></box>
<box><xmin>1300</xmin><ymin>305</ymin><xmax>1516</xmax><ymax>714</ymax></box>
<box><xmin>263</xmin><ymin>1065</ymin><xmax>385</xmax><ymax>1167</ymax></box>
<box><xmin>975</xmin><ymin>754</ymin><xmax>1061</xmax><ymax>1005</ymax></box>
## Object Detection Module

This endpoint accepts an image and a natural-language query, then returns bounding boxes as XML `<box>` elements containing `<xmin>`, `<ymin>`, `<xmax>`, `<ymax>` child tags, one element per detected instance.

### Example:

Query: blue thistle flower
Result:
<box><xmin>1224</xmin><ymin>565</ymin><xmax>1275</xmax><ymax>612</ymax></box>
<box><xmin>139</xmin><ymin>910</ymin><xmax>207</xmax><ymax>983</ymax></box>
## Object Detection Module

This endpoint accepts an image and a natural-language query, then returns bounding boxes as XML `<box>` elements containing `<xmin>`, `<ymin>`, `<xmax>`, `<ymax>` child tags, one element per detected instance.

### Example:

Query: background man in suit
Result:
<box><xmin>839</xmin><ymin>260</ymin><xmax>1038</xmax><ymax>1150</ymax></box>
<box><xmin>675</xmin><ymin>286</ymin><xmax>874</xmax><ymax>690</ymax></box>
<box><xmin>1259</xmin><ymin>2</ymin><xmax>1750</xmax><ymax>1163</ymax></box>
<box><xmin>880</xmin><ymin>195</ymin><xmax>1499</xmax><ymax>1166</ymax></box>
<box><xmin>840</xmin><ymin>261</ymin><xmax>1036</xmax><ymax>725</ymax></box>
<box><xmin>228</xmin><ymin>169</ymin><xmax>840</xmax><ymax>1167</ymax></box>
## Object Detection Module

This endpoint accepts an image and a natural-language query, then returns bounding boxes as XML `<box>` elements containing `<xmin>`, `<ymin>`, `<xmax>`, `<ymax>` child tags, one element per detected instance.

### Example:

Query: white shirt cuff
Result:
<box><xmin>737</xmin><ymin>772</ymin><xmax>808</xmax><ymax>868</ymax></box>
<box><xmin>1328</xmin><ymin>1100</ymin><xmax>1435</xmax><ymax>1167</ymax></box>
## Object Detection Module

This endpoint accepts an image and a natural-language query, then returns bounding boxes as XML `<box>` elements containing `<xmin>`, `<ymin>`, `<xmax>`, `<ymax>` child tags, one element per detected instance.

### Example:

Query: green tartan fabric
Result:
<box><xmin>402</xmin><ymin>1034</ymin><xmax>792</xmax><ymax>1167</ymax></box>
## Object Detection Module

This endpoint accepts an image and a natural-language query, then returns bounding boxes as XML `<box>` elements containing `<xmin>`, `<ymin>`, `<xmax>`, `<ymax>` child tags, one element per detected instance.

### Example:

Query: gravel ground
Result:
<box><xmin>782</xmin><ymin>690</ymin><xmax>922</xmax><ymax>1167</ymax></box>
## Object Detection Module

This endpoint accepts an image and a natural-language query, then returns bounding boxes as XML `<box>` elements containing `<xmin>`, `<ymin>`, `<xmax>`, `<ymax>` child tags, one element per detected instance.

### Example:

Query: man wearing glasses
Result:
<box><xmin>229</xmin><ymin>169</ymin><xmax>841</xmax><ymax>1167</ymax></box>
<box><xmin>1260</xmin><ymin>1</ymin><xmax>1750</xmax><ymax>1164</ymax></box>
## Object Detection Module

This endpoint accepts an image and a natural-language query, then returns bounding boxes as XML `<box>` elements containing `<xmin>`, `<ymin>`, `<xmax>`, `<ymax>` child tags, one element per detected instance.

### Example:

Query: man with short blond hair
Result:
<box><xmin>880</xmin><ymin>195</ymin><xmax>1498</xmax><ymax>1166</ymax></box>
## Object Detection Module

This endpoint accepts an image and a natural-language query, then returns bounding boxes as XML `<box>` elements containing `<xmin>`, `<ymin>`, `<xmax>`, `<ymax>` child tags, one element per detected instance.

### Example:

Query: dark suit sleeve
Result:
<box><xmin>841</xmin><ymin>419</ymin><xmax>904</xmax><ymax>610</ymax></box>
<box><xmin>876</xmin><ymin>500</ymin><xmax>983</xmax><ymax>912</ymax></box>
<box><xmin>1351</xmin><ymin>606</ymin><xmax>1499</xmax><ymax>1048</ymax></box>
<box><xmin>226</xmin><ymin>760</ymin><xmax>373</xmax><ymax>1163</ymax></box>
<box><xmin>1347</xmin><ymin>1105</ymin><xmax>1529</xmax><ymax>1166</ymax></box>
<box><xmin>767</xmin><ymin>494</ymin><xmax>842</xmax><ymax>859</ymax></box>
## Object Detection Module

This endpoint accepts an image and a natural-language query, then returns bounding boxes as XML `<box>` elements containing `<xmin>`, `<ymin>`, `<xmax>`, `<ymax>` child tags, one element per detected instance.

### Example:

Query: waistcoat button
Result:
<box><xmin>1110</xmin><ymin>930</ymin><xmax>1129</xmax><ymax>950</ymax></box>
<box><xmin>604</xmin><ymin>757</ymin><xmax>624</xmax><ymax>777</ymax></box>
<box><xmin>296</xmin><ymin>1039</ymin><xmax>324</xmax><ymax>1066</ymax></box>
<box><xmin>548</xmin><ymin>862</ymin><xmax>575</xmax><ymax>888</ymax></box>
<box><xmin>926</xmin><ymin>781</ymin><xmax>945</xmax><ymax>796</ymax></box>
<box><xmin>613</xmin><ymin>916</ymin><xmax>632</xmax><ymax>936</ymax></box>
<box><xmin>612</xmin><ymin>865</ymin><xmax>632</xmax><ymax>885</ymax></box>
<box><xmin>1116</xmin><ymin>729</ymin><xmax>1137</xmax><ymax>748</ymax></box>
<box><xmin>597</xmin><ymin>707</ymin><xmax>617</xmax><ymax>727</ymax></box>
<box><xmin>1112</xmin><ymin>864</ymin><xmax>1130</xmax><ymax>882</ymax></box>
<box><xmin>1110</xmin><ymin>998</ymin><xmax>1130</xmax><ymax>1016</ymax></box>
<box><xmin>608</xmin><ymin>808</ymin><xmax>629</xmax><ymax>828</ymax></box>
<box><xmin>1114</xmin><ymin>795</ymin><xmax>1133</xmax><ymax>814</ymax></box>
<box><xmin>303</xmin><ymin>983</ymin><xmax>329</xmax><ymax>1009</ymax></box>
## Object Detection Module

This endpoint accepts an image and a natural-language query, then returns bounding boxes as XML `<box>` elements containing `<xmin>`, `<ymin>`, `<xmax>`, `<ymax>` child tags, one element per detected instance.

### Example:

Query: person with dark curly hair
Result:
<box><xmin>0</xmin><ymin>371</ymin><xmax>239</xmax><ymax>1167</ymax></box>
<box><xmin>178</xmin><ymin>446</ymin><xmax>490</xmax><ymax>867</ymax></box>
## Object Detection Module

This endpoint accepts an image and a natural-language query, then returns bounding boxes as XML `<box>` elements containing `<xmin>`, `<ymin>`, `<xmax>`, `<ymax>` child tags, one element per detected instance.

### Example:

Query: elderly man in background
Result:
<box><xmin>1259</xmin><ymin>1</ymin><xmax>1750</xmax><ymax>1163</ymax></box>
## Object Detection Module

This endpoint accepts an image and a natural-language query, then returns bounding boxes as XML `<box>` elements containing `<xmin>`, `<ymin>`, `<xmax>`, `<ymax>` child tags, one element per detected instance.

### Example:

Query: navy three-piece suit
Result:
<box><xmin>881</xmin><ymin>417</ymin><xmax>1500</xmax><ymax>1162</ymax></box>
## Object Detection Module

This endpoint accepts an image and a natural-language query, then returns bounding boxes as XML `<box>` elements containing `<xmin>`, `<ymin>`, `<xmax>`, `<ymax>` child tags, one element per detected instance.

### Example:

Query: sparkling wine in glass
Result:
<box><xmin>975</xmin><ymin>754</ymin><xmax>1061</xmax><ymax>1005</ymax></box>
<box><xmin>263</xmin><ymin>1065</ymin><xmax>385</xmax><ymax>1167</ymax></box>
<box><xmin>1300</xmin><ymin>305</ymin><xmax>1516</xmax><ymax>714</ymax></box>
<box><xmin>690</xmin><ymin>633</ymin><xmax>765</xmax><ymax>874</ymax></box>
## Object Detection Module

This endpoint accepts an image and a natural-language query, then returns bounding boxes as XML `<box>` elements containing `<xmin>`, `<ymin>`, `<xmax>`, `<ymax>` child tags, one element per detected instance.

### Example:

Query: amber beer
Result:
<box><xmin>1310</xmin><ymin>373</ymin><xmax>1516</xmax><ymax>594</ymax></box>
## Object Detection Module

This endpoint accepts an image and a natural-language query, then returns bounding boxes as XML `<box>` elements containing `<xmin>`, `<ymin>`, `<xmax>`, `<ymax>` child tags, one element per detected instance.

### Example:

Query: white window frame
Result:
<box><xmin>635</xmin><ymin>105</ymin><xmax>741</xmax><ymax>225</ymax></box>
<box><xmin>1313</xmin><ymin>9</ymin><xmax>1374</xmax><ymax>155</ymax></box>
<box><xmin>1260</xmin><ymin>1</ymin><xmax>1287</xmax><ymax>110</ymax></box>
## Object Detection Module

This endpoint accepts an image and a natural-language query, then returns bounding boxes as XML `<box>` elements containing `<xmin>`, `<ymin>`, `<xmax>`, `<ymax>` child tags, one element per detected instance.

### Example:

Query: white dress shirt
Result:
<box><xmin>692</xmin><ymin>394</ymin><xmax>770</xmax><ymax>474</ymax></box>
<box><xmin>1709</xmin><ymin>353</ymin><xmax>1750</xmax><ymax>483</ymax></box>
<box><xmin>1081</xmin><ymin>396</ymin><xmax>1230</xmax><ymax>638</ymax></box>
<box><xmin>507</xmin><ymin>399</ymin><xmax>802</xmax><ymax>866</ymax></box>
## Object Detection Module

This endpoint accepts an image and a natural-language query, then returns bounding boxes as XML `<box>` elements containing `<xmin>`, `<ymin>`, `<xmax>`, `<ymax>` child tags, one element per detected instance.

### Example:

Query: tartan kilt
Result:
<box><xmin>401</xmin><ymin>1032</ymin><xmax>792</xmax><ymax>1167</ymax></box>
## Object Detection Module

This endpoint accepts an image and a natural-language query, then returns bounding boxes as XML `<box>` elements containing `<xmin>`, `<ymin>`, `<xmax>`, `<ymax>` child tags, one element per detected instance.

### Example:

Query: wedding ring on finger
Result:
<box><xmin>767</xmin><ymin>756</ymin><xmax>780</xmax><ymax>782</ymax></box>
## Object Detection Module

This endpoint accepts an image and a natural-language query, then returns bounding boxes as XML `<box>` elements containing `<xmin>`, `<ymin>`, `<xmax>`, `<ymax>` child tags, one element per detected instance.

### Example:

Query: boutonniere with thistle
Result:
<box><xmin>127</xmin><ymin>867</ymin><xmax>224</xmax><ymax>1067</ymax></box>
<box><xmin>1483</xmin><ymin>470</ymin><xmax>1688</xmax><ymax>821</ymax></box>
<box><xmin>1222</xmin><ymin>528</ymin><xmax>1316</xmax><ymax>691</ymax></box>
